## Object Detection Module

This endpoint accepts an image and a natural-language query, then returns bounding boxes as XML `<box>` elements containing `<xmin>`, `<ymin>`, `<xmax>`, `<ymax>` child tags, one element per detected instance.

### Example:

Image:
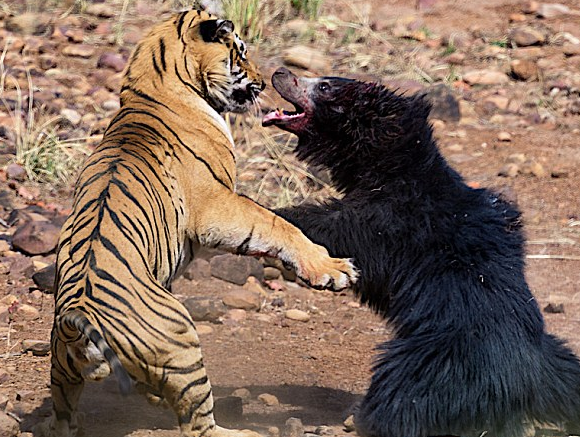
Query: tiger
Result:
<box><xmin>37</xmin><ymin>9</ymin><xmax>358</xmax><ymax>437</ymax></box>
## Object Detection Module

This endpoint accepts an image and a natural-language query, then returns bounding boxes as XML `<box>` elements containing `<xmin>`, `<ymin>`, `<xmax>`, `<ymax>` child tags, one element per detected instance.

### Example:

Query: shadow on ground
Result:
<box><xmin>22</xmin><ymin>377</ymin><xmax>360</xmax><ymax>437</ymax></box>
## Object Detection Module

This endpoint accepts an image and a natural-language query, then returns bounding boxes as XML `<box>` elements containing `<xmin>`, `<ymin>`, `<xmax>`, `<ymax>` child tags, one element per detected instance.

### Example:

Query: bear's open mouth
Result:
<box><xmin>262</xmin><ymin>104</ymin><xmax>305</xmax><ymax>127</ymax></box>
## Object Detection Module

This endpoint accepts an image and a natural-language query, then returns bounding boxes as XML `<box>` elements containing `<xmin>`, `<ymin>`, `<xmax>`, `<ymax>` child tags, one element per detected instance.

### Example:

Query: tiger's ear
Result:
<box><xmin>191</xmin><ymin>19</ymin><xmax>234</xmax><ymax>42</ymax></box>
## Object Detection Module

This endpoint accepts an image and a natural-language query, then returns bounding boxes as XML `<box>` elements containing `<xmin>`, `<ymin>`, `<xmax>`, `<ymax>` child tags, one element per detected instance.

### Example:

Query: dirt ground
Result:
<box><xmin>1</xmin><ymin>0</ymin><xmax>580</xmax><ymax>436</ymax></box>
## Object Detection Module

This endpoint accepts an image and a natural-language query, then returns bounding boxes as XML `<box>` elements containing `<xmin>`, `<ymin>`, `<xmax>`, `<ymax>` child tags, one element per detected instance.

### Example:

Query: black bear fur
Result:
<box><xmin>264</xmin><ymin>67</ymin><xmax>580</xmax><ymax>437</ymax></box>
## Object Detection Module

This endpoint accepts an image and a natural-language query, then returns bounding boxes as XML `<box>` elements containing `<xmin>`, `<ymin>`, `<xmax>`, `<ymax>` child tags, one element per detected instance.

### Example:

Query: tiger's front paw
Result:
<box><xmin>296</xmin><ymin>245</ymin><xmax>358</xmax><ymax>291</ymax></box>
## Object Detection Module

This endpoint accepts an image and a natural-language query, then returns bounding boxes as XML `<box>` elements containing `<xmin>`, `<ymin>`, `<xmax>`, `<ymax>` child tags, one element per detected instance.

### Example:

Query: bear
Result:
<box><xmin>262</xmin><ymin>67</ymin><xmax>580</xmax><ymax>437</ymax></box>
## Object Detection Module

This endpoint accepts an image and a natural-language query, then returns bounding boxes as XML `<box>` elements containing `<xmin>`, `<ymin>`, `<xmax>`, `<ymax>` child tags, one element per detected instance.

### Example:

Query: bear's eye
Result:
<box><xmin>318</xmin><ymin>82</ymin><xmax>330</xmax><ymax>93</ymax></box>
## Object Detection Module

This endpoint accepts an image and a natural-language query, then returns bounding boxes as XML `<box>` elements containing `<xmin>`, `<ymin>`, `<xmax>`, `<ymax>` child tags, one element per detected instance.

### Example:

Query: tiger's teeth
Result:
<box><xmin>276</xmin><ymin>108</ymin><xmax>283</xmax><ymax>116</ymax></box>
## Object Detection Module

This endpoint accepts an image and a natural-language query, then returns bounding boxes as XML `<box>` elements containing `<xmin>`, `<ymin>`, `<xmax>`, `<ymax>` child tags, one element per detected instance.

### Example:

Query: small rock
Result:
<box><xmin>285</xmin><ymin>309</ymin><xmax>310</xmax><ymax>322</ymax></box>
<box><xmin>60</xmin><ymin>108</ymin><xmax>82</xmax><ymax>126</ymax></box>
<box><xmin>269</xmin><ymin>427</ymin><xmax>281</xmax><ymax>437</ymax></box>
<box><xmin>22</xmin><ymin>339</ymin><xmax>51</xmax><ymax>356</ymax></box>
<box><xmin>210</xmin><ymin>254</ymin><xmax>264</xmax><ymax>285</ymax></box>
<box><xmin>182</xmin><ymin>297</ymin><xmax>227</xmax><ymax>323</ymax></box>
<box><xmin>5</xmin><ymin>13</ymin><xmax>51</xmax><ymax>35</ymax></box>
<box><xmin>32</xmin><ymin>263</ymin><xmax>56</xmax><ymax>293</ymax></box>
<box><xmin>17</xmin><ymin>185</ymin><xmax>40</xmax><ymax>201</ymax></box>
<box><xmin>0</xmin><ymin>410</ymin><xmax>19</xmax><ymax>437</ymax></box>
<box><xmin>497</xmin><ymin>132</ymin><xmax>512</xmax><ymax>141</ymax></box>
<box><xmin>509</xmin><ymin>13</ymin><xmax>527</xmax><ymax>22</ymax></box>
<box><xmin>551</xmin><ymin>169</ymin><xmax>569</xmax><ymax>178</ymax></box>
<box><xmin>263</xmin><ymin>266</ymin><xmax>281</xmax><ymax>280</ymax></box>
<box><xmin>196</xmin><ymin>324</ymin><xmax>214</xmax><ymax>335</ymax></box>
<box><xmin>544</xmin><ymin>302</ymin><xmax>565</xmax><ymax>313</ymax></box>
<box><xmin>484</xmin><ymin>96</ymin><xmax>510</xmax><ymax>111</ymax></box>
<box><xmin>5</xmin><ymin>163</ymin><xmax>27</xmax><ymax>181</ymax></box>
<box><xmin>12</xmin><ymin>221</ymin><xmax>60</xmax><ymax>255</ymax></box>
<box><xmin>258</xmin><ymin>393</ymin><xmax>280</xmax><ymax>406</ymax></box>
<box><xmin>463</xmin><ymin>70</ymin><xmax>509</xmax><ymax>85</ymax></box>
<box><xmin>214</xmin><ymin>396</ymin><xmax>243</xmax><ymax>424</ymax></box>
<box><xmin>498</xmin><ymin>163</ymin><xmax>520</xmax><ymax>178</ymax></box>
<box><xmin>536</xmin><ymin>3</ymin><xmax>570</xmax><ymax>18</ymax></box>
<box><xmin>343</xmin><ymin>415</ymin><xmax>356</xmax><ymax>432</ymax></box>
<box><xmin>562</xmin><ymin>44</ymin><xmax>580</xmax><ymax>57</ymax></box>
<box><xmin>231</xmin><ymin>388</ymin><xmax>252</xmax><ymax>404</ymax></box>
<box><xmin>283</xmin><ymin>45</ymin><xmax>332</xmax><ymax>73</ymax></box>
<box><xmin>223</xmin><ymin>288</ymin><xmax>261</xmax><ymax>310</ymax></box>
<box><xmin>0</xmin><ymin>369</ymin><xmax>9</xmax><ymax>385</ymax></box>
<box><xmin>39</xmin><ymin>54</ymin><xmax>57</xmax><ymax>69</ymax></box>
<box><xmin>521</xmin><ymin>160</ymin><xmax>547</xmax><ymax>178</ymax></box>
<box><xmin>282</xmin><ymin>417</ymin><xmax>305</xmax><ymax>437</ymax></box>
<box><xmin>510</xmin><ymin>59</ymin><xmax>539</xmax><ymax>81</ymax></box>
<box><xmin>522</xmin><ymin>1</ymin><xmax>539</xmax><ymax>14</ymax></box>
<box><xmin>0</xmin><ymin>240</ymin><xmax>10</xmax><ymax>254</ymax></box>
<box><xmin>17</xmin><ymin>304</ymin><xmax>40</xmax><ymax>320</ymax></box>
<box><xmin>64</xmin><ymin>28</ymin><xmax>84</xmax><ymax>43</ymax></box>
<box><xmin>62</xmin><ymin>44</ymin><xmax>96</xmax><ymax>58</ymax></box>
<box><xmin>423</xmin><ymin>84</ymin><xmax>460</xmax><ymax>123</ymax></box>
<box><xmin>314</xmin><ymin>426</ymin><xmax>334</xmax><ymax>436</ymax></box>
<box><xmin>183</xmin><ymin>258</ymin><xmax>211</xmax><ymax>280</ymax></box>
<box><xmin>243</xmin><ymin>276</ymin><xmax>267</xmax><ymax>296</ymax></box>
<box><xmin>7</xmin><ymin>255</ymin><xmax>35</xmax><ymax>278</ymax></box>
<box><xmin>443</xmin><ymin>52</ymin><xmax>466</xmax><ymax>65</ymax></box>
<box><xmin>509</xmin><ymin>27</ymin><xmax>546</xmax><ymax>47</ymax></box>
<box><xmin>86</xmin><ymin>3</ymin><xmax>116</xmax><ymax>18</ymax></box>
<box><xmin>97</xmin><ymin>52</ymin><xmax>127</xmax><ymax>73</ymax></box>
<box><xmin>224</xmin><ymin>309</ymin><xmax>247</xmax><ymax>324</ymax></box>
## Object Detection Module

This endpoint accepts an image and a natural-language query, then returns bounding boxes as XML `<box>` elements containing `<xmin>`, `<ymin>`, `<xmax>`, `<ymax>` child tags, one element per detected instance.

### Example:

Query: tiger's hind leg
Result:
<box><xmin>149</xmin><ymin>317</ymin><xmax>261</xmax><ymax>437</ymax></box>
<box><xmin>35</xmin><ymin>338</ymin><xmax>85</xmax><ymax>437</ymax></box>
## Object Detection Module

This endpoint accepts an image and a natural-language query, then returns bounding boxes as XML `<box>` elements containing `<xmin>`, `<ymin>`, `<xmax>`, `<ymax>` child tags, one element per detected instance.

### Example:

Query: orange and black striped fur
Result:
<box><xmin>38</xmin><ymin>10</ymin><xmax>357</xmax><ymax>437</ymax></box>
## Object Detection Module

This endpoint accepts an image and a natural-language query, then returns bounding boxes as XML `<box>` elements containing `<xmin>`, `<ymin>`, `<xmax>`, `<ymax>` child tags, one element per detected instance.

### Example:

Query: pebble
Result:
<box><xmin>497</xmin><ymin>132</ymin><xmax>512</xmax><ymax>141</ymax></box>
<box><xmin>258</xmin><ymin>393</ymin><xmax>280</xmax><ymax>406</ymax></box>
<box><xmin>498</xmin><ymin>163</ymin><xmax>520</xmax><ymax>178</ymax></box>
<box><xmin>222</xmin><ymin>288</ymin><xmax>261</xmax><ymax>311</ymax></box>
<box><xmin>195</xmin><ymin>324</ymin><xmax>214</xmax><ymax>335</ymax></box>
<box><xmin>11</xmin><ymin>221</ymin><xmax>60</xmax><ymax>256</ymax></box>
<box><xmin>510</xmin><ymin>59</ymin><xmax>539</xmax><ymax>81</ymax></box>
<box><xmin>282</xmin><ymin>417</ymin><xmax>305</xmax><ymax>437</ymax></box>
<box><xmin>536</xmin><ymin>3</ymin><xmax>570</xmax><ymax>18</ymax></box>
<box><xmin>544</xmin><ymin>302</ymin><xmax>565</xmax><ymax>314</ymax></box>
<box><xmin>183</xmin><ymin>258</ymin><xmax>211</xmax><ymax>281</ymax></box>
<box><xmin>231</xmin><ymin>387</ymin><xmax>252</xmax><ymax>403</ymax></box>
<box><xmin>5</xmin><ymin>163</ymin><xmax>27</xmax><ymax>181</ymax></box>
<box><xmin>0</xmin><ymin>240</ymin><xmax>10</xmax><ymax>254</ymax></box>
<box><xmin>32</xmin><ymin>263</ymin><xmax>56</xmax><ymax>293</ymax></box>
<box><xmin>263</xmin><ymin>266</ymin><xmax>281</xmax><ymax>280</ymax></box>
<box><xmin>509</xmin><ymin>27</ymin><xmax>546</xmax><ymax>47</ymax></box>
<box><xmin>462</xmin><ymin>70</ymin><xmax>509</xmax><ymax>85</ymax></box>
<box><xmin>285</xmin><ymin>309</ymin><xmax>311</xmax><ymax>322</ymax></box>
<box><xmin>60</xmin><ymin>108</ymin><xmax>82</xmax><ymax>126</ymax></box>
<box><xmin>86</xmin><ymin>3</ymin><xmax>116</xmax><ymax>18</ymax></box>
<box><xmin>562</xmin><ymin>44</ymin><xmax>580</xmax><ymax>57</ymax></box>
<box><xmin>210</xmin><ymin>253</ymin><xmax>264</xmax><ymax>285</ymax></box>
<box><xmin>17</xmin><ymin>304</ymin><xmax>40</xmax><ymax>320</ymax></box>
<box><xmin>521</xmin><ymin>160</ymin><xmax>547</xmax><ymax>178</ymax></box>
<box><xmin>182</xmin><ymin>297</ymin><xmax>226</xmax><ymax>323</ymax></box>
<box><xmin>0</xmin><ymin>410</ymin><xmax>19</xmax><ymax>437</ymax></box>
<box><xmin>224</xmin><ymin>309</ymin><xmax>247</xmax><ymax>323</ymax></box>
<box><xmin>61</xmin><ymin>44</ymin><xmax>96</xmax><ymax>58</ymax></box>
<box><xmin>343</xmin><ymin>415</ymin><xmax>356</xmax><ymax>432</ymax></box>
<box><xmin>269</xmin><ymin>427</ymin><xmax>281</xmax><ymax>437</ymax></box>
<box><xmin>97</xmin><ymin>52</ymin><xmax>127</xmax><ymax>72</ymax></box>
<box><xmin>22</xmin><ymin>339</ymin><xmax>51</xmax><ymax>356</ymax></box>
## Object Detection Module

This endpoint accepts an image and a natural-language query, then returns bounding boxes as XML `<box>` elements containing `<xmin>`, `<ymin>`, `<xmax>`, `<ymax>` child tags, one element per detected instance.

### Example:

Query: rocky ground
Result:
<box><xmin>1</xmin><ymin>0</ymin><xmax>580</xmax><ymax>436</ymax></box>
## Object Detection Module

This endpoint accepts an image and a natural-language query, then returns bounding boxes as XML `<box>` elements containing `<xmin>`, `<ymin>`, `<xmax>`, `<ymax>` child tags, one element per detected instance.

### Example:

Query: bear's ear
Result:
<box><xmin>190</xmin><ymin>19</ymin><xmax>234</xmax><ymax>42</ymax></box>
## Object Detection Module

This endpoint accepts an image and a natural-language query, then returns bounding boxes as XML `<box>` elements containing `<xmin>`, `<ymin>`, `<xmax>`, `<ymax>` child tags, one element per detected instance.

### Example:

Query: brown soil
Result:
<box><xmin>1</xmin><ymin>0</ymin><xmax>580</xmax><ymax>436</ymax></box>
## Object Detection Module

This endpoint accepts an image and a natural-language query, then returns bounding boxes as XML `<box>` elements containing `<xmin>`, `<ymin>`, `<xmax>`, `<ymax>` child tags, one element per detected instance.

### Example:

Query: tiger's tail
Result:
<box><xmin>57</xmin><ymin>310</ymin><xmax>132</xmax><ymax>395</ymax></box>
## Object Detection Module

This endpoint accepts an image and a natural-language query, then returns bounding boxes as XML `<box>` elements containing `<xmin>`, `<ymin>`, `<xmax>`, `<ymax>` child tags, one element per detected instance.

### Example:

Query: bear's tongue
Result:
<box><xmin>262</xmin><ymin>108</ymin><xmax>305</xmax><ymax>127</ymax></box>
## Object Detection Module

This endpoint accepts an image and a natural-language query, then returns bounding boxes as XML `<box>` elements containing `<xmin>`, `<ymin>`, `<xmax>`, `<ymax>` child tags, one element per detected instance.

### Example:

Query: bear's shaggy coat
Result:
<box><xmin>264</xmin><ymin>67</ymin><xmax>580</xmax><ymax>437</ymax></box>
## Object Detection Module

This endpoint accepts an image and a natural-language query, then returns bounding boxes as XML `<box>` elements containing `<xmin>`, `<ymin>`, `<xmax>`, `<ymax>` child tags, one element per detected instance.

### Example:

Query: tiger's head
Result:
<box><xmin>122</xmin><ymin>9</ymin><xmax>265</xmax><ymax>114</ymax></box>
